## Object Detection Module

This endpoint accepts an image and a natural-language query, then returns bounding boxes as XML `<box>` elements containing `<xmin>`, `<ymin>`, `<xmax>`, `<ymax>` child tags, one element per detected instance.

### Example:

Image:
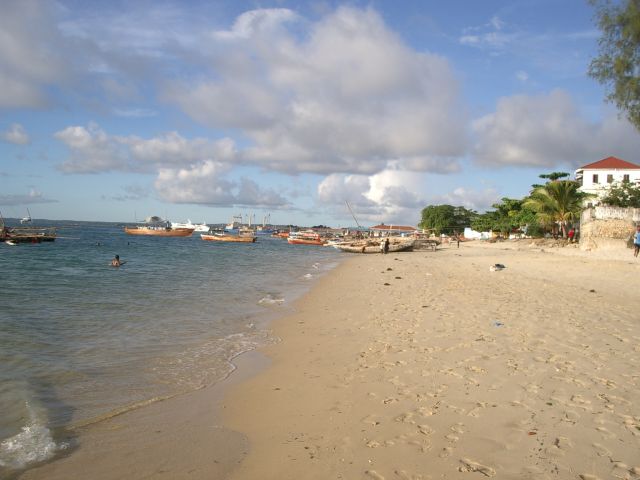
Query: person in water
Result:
<box><xmin>111</xmin><ymin>254</ymin><xmax>121</xmax><ymax>267</ymax></box>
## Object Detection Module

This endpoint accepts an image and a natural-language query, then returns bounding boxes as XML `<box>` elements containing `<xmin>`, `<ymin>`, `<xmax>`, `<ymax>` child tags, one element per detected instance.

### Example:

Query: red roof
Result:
<box><xmin>579</xmin><ymin>156</ymin><xmax>640</xmax><ymax>170</ymax></box>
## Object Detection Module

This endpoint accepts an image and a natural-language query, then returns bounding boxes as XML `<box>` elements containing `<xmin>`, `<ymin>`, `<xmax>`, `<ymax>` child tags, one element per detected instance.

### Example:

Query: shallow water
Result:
<box><xmin>0</xmin><ymin>221</ymin><xmax>341</xmax><ymax>473</ymax></box>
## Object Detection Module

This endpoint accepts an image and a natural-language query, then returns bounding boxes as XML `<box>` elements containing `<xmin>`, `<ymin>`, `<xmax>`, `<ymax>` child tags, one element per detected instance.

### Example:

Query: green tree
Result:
<box><xmin>418</xmin><ymin>205</ymin><xmax>476</xmax><ymax>235</ymax></box>
<box><xmin>588</xmin><ymin>0</ymin><xmax>640</xmax><ymax>130</ymax></box>
<box><xmin>471</xmin><ymin>198</ymin><xmax>538</xmax><ymax>236</ymax></box>
<box><xmin>601</xmin><ymin>181</ymin><xmax>640</xmax><ymax>207</ymax></box>
<box><xmin>539</xmin><ymin>172</ymin><xmax>570</xmax><ymax>181</ymax></box>
<box><xmin>524</xmin><ymin>180</ymin><xmax>587</xmax><ymax>237</ymax></box>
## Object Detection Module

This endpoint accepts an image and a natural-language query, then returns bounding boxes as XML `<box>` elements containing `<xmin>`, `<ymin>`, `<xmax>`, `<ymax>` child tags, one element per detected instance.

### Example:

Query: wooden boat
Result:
<box><xmin>336</xmin><ymin>238</ymin><xmax>414</xmax><ymax>253</ymax></box>
<box><xmin>287</xmin><ymin>230</ymin><xmax>325</xmax><ymax>246</ymax></box>
<box><xmin>201</xmin><ymin>229</ymin><xmax>256</xmax><ymax>243</ymax></box>
<box><xmin>124</xmin><ymin>225</ymin><xmax>194</xmax><ymax>236</ymax></box>
<box><xmin>1</xmin><ymin>227</ymin><xmax>57</xmax><ymax>244</ymax></box>
<box><xmin>272</xmin><ymin>231</ymin><xmax>289</xmax><ymax>239</ymax></box>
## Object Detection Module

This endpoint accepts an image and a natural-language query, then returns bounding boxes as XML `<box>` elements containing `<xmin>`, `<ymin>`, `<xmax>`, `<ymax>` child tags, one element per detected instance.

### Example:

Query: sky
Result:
<box><xmin>1</xmin><ymin>0</ymin><xmax>640</xmax><ymax>227</ymax></box>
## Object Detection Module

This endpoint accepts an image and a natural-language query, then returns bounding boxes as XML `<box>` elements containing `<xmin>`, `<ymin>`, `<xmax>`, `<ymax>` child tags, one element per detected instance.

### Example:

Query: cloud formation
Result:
<box><xmin>473</xmin><ymin>90</ymin><xmax>640</xmax><ymax>168</ymax></box>
<box><xmin>1</xmin><ymin>124</ymin><xmax>30</xmax><ymax>145</ymax></box>
<box><xmin>165</xmin><ymin>7</ymin><xmax>468</xmax><ymax>175</ymax></box>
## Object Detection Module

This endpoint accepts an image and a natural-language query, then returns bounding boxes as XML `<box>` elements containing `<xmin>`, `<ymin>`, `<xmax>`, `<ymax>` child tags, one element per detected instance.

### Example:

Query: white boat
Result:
<box><xmin>20</xmin><ymin>208</ymin><xmax>32</xmax><ymax>224</ymax></box>
<box><xmin>171</xmin><ymin>219</ymin><xmax>209</xmax><ymax>232</ymax></box>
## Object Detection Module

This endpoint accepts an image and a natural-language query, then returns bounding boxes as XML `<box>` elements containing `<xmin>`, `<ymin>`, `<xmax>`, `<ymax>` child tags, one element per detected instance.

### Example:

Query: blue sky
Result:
<box><xmin>1</xmin><ymin>0</ymin><xmax>639</xmax><ymax>226</ymax></box>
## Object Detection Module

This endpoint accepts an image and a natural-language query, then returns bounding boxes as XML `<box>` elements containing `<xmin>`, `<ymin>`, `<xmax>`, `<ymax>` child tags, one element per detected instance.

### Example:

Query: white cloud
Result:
<box><xmin>164</xmin><ymin>6</ymin><xmax>468</xmax><ymax>175</ymax></box>
<box><xmin>155</xmin><ymin>161</ymin><xmax>287</xmax><ymax>206</ymax></box>
<box><xmin>55</xmin><ymin>124</ymin><xmax>238</xmax><ymax>173</ymax></box>
<box><xmin>317</xmin><ymin>169</ymin><xmax>427</xmax><ymax>225</ymax></box>
<box><xmin>1</xmin><ymin>123</ymin><xmax>30</xmax><ymax>145</ymax></box>
<box><xmin>472</xmin><ymin>90</ymin><xmax>640</xmax><ymax>168</ymax></box>
<box><xmin>515</xmin><ymin>70</ymin><xmax>529</xmax><ymax>82</ymax></box>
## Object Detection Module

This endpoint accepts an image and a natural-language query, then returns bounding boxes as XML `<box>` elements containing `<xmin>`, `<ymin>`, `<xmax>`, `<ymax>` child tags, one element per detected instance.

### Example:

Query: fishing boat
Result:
<box><xmin>124</xmin><ymin>216</ymin><xmax>194</xmax><ymax>237</ymax></box>
<box><xmin>201</xmin><ymin>227</ymin><xmax>256</xmax><ymax>243</ymax></box>
<box><xmin>335</xmin><ymin>238</ymin><xmax>414</xmax><ymax>253</ymax></box>
<box><xmin>171</xmin><ymin>219</ymin><xmax>209</xmax><ymax>232</ymax></box>
<box><xmin>287</xmin><ymin>230</ymin><xmax>325</xmax><ymax>246</ymax></box>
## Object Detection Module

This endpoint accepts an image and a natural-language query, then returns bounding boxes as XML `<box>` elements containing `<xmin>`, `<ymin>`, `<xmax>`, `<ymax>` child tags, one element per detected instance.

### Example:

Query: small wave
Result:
<box><xmin>0</xmin><ymin>406</ymin><xmax>66</xmax><ymax>470</ymax></box>
<box><xmin>303</xmin><ymin>273</ymin><xmax>312</xmax><ymax>279</ymax></box>
<box><xmin>258</xmin><ymin>295</ymin><xmax>284</xmax><ymax>305</ymax></box>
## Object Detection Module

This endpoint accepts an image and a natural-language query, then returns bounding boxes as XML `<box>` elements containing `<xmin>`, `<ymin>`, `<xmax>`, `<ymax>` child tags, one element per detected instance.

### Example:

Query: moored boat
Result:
<box><xmin>171</xmin><ymin>219</ymin><xmax>209</xmax><ymax>232</ymax></box>
<box><xmin>201</xmin><ymin>227</ymin><xmax>256</xmax><ymax>243</ymax></box>
<box><xmin>124</xmin><ymin>216</ymin><xmax>194</xmax><ymax>237</ymax></box>
<box><xmin>287</xmin><ymin>230</ymin><xmax>325</xmax><ymax>246</ymax></box>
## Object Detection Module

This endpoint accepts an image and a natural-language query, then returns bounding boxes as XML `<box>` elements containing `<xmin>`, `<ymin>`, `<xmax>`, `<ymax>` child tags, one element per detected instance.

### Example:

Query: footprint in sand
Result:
<box><xmin>591</xmin><ymin>442</ymin><xmax>612</xmax><ymax>457</ymax></box>
<box><xmin>365</xmin><ymin>470</ymin><xmax>385</xmax><ymax>480</ymax></box>
<box><xmin>458</xmin><ymin>458</ymin><xmax>496</xmax><ymax>477</ymax></box>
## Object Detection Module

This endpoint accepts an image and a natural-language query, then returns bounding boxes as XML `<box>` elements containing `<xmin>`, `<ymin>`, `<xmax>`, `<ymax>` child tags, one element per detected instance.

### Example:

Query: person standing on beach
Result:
<box><xmin>379</xmin><ymin>237</ymin><xmax>385</xmax><ymax>254</ymax></box>
<box><xmin>568</xmin><ymin>228</ymin><xmax>575</xmax><ymax>243</ymax></box>
<box><xmin>384</xmin><ymin>237</ymin><xmax>390</xmax><ymax>254</ymax></box>
<box><xmin>634</xmin><ymin>225</ymin><xmax>640</xmax><ymax>258</ymax></box>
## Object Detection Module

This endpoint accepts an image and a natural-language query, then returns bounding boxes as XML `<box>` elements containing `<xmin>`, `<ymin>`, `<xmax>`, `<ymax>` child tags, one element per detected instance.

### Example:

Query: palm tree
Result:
<box><xmin>524</xmin><ymin>180</ymin><xmax>589</xmax><ymax>238</ymax></box>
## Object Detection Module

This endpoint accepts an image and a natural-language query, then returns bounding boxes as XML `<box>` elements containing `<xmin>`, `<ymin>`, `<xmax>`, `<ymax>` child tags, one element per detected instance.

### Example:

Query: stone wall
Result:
<box><xmin>580</xmin><ymin>207</ymin><xmax>640</xmax><ymax>251</ymax></box>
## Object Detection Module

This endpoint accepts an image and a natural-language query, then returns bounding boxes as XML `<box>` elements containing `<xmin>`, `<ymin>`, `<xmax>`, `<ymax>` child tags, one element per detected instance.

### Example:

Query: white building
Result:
<box><xmin>575</xmin><ymin>156</ymin><xmax>640</xmax><ymax>204</ymax></box>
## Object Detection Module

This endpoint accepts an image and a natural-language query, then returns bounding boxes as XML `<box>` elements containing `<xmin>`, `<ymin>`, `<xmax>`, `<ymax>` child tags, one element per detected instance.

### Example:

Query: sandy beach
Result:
<box><xmin>19</xmin><ymin>241</ymin><xmax>640</xmax><ymax>480</ymax></box>
<box><xmin>224</xmin><ymin>241</ymin><xmax>640</xmax><ymax>480</ymax></box>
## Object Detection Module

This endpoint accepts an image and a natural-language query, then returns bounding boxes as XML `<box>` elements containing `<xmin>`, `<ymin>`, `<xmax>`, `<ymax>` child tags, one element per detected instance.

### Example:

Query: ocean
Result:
<box><xmin>0</xmin><ymin>221</ymin><xmax>342</xmax><ymax>475</ymax></box>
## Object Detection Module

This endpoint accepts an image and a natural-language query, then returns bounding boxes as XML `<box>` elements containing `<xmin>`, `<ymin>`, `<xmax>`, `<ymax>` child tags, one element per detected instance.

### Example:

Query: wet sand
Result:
<box><xmin>20</xmin><ymin>241</ymin><xmax>640</xmax><ymax>480</ymax></box>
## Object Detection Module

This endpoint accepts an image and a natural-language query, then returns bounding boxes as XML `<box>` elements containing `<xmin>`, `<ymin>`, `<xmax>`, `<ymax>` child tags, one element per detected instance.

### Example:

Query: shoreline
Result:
<box><xmin>15</xmin><ymin>253</ymin><xmax>344</xmax><ymax>480</ymax></box>
<box><xmin>17</xmin><ymin>241</ymin><xmax>640</xmax><ymax>479</ymax></box>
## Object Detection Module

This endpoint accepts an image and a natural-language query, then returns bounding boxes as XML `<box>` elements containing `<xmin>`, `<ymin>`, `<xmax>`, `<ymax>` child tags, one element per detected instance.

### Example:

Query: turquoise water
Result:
<box><xmin>0</xmin><ymin>221</ymin><xmax>341</xmax><ymax>474</ymax></box>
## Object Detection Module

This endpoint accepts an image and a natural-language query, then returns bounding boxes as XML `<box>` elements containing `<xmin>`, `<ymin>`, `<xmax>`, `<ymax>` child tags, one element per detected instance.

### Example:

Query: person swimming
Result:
<box><xmin>111</xmin><ymin>255</ymin><xmax>121</xmax><ymax>267</ymax></box>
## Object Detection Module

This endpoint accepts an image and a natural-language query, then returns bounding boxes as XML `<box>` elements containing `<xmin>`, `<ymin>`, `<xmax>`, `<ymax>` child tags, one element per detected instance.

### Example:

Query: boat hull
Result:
<box><xmin>201</xmin><ymin>234</ymin><xmax>256</xmax><ymax>243</ymax></box>
<box><xmin>337</xmin><ymin>240</ymin><xmax>414</xmax><ymax>253</ymax></box>
<box><xmin>287</xmin><ymin>238</ymin><xmax>325</xmax><ymax>246</ymax></box>
<box><xmin>124</xmin><ymin>227</ymin><xmax>194</xmax><ymax>237</ymax></box>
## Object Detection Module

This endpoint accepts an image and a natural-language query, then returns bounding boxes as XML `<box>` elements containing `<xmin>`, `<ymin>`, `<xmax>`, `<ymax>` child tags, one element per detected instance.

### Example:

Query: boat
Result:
<box><xmin>272</xmin><ymin>230</ymin><xmax>289</xmax><ymax>239</ymax></box>
<box><xmin>171</xmin><ymin>219</ymin><xmax>209</xmax><ymax>232</ymax></box>
<box><xmin>225</xmin><ymin>214</ymin><xmax>244</xmax><ymax>232</ymax></box>
<box><xmin>335</xmin><ymin>238</ymin><xmax>414</xmax><ymax>253</ymax></box>
<box><xmin>201</xmin><ymin>227</ymin><xmax>256</xmax><ymax>243</ymax></box>
<box><xmin>287</xmin><ymin>230</ymin><xmax>325</xmax><ymax>246</ymax></box>
<box><xmin>124</xmin><ymin>216</ymin><xmax>194</xmax><ymax>237</ymax></box>
<box><xmin>20</xmin><ymin>208</ymin><xmax>32</xmax><ymax>224</ymax></box>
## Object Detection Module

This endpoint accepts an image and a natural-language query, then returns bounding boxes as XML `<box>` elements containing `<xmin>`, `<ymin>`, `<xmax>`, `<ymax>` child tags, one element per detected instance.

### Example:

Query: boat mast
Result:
<box><xmin>345</xmin><ymin>201</ymin><xmax>361</xmax><ymax>229</ymax></box>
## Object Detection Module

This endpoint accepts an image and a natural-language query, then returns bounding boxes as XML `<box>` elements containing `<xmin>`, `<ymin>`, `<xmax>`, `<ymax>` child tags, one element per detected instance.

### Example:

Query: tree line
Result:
<box><xmin>418</xmin><ymin>172</ymin><xmax>640</xmax><ymax>238</ymax></box>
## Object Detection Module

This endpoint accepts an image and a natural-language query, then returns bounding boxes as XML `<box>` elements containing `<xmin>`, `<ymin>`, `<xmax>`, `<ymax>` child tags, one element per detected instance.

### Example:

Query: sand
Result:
<box><xmin>18</xmin><ymin>241</ymin><xmax>640</xmax><ymax>480</ymax></box>
<box><xmin>224</xmin><ymin>241</ymin><xmax>640</xmax><ymax>480</ymax></box>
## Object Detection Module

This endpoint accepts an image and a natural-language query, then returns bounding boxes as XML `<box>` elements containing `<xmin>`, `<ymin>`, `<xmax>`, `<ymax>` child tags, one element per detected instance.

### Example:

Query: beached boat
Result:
<box><xmin>336</xmin><ymin>238</ymin><xmax>414</xmax><ymax>253</ymax></box>
<box><xmin>287</xmin><ymin>230</ymin><xmax>325</xmax><ymax>246</ymax></box>
<box><xmin>201</xmin><ymin>228</ymin><xmax>256</xmax><ymax>243</ymax></box>
<box><xmin>124</xmin><ymin>216</ymin><xmax>194</xmax><ymax>237</ymax></box>
<box><xmin>171</xmin><ymin>219</ymin><xmax>209</xmax><ymax>232</ymax></box>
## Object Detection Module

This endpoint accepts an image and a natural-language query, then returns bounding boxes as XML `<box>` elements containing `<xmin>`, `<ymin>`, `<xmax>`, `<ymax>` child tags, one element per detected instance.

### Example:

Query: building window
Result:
<box><xmin>607</xmin><ymin>174</ymin><xmax>614</xmax><ymax>183</ymax></box>
<box><xmin>623</xmin><ymin>174</ymin><xmax>630</xmax><ymax>183</ymax></box>
<box><xmin>592</xmin><ymin>174</ymin><xmax>599</xmax><ymax>184</ymax></box>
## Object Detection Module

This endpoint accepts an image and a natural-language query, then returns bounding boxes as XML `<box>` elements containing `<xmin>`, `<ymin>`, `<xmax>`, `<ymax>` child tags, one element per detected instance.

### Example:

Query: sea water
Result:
<box><xmin>0</xmin><ymin>221</ymin><xmax>341</xmax><ymax>474</ymax></box>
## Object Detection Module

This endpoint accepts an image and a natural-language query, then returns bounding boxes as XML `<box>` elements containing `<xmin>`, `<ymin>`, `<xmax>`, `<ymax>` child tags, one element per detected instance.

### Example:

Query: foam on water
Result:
<box><xmin>0</xmin><ymin>404</ymin><xmax>65</xmax><ymax>470</ymax></box>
